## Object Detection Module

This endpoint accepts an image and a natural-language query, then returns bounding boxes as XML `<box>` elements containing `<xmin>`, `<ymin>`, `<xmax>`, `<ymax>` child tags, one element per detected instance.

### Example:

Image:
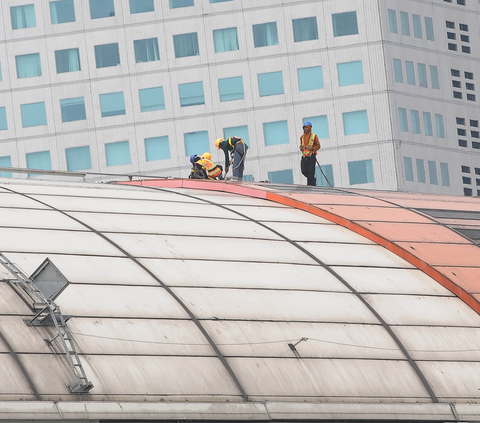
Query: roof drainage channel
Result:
<box><xmin>0</xmin><ymin>185</ymin><xmax>248</xmax><ymax>402</ymax></box>
<box><xmin>141</xmin><ymin>185</ymin><xmax>439</xmax><ymax>404</ymax></box>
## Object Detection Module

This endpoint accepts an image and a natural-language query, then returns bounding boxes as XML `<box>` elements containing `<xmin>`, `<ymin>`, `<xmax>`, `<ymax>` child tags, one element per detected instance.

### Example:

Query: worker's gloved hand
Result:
<box><xmin>225</xmin><ymin>166</ymin><xmax>229</xmax><ymax>173</ymax></box>
<box><xmin>299</xmin><ymin>145</ymin><xmax>304</xmax><ymax>151</ymax></box>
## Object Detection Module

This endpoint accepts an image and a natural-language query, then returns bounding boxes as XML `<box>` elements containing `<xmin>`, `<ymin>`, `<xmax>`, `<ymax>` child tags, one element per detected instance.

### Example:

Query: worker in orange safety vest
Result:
<box><xmin>189</xmin><ymin>154</ymin><xmax>223</xmax><ymax>180</ymax></box>
<box><xmin>299</xmin><ymin>121</ymin><xmax>321</xmax><ymax>186</ymax></box>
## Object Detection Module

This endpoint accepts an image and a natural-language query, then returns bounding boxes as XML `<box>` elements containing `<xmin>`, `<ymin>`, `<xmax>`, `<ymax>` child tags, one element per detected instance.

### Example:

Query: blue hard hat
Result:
<box><xmin>190</xmin><ymin>154</ymin><xmax>197</xmax><ymax>164</ymax></box>
<box><xmin>303</xmin><ymin>121</ymin><xmax>312</xmax><ymax>127</ymax></box>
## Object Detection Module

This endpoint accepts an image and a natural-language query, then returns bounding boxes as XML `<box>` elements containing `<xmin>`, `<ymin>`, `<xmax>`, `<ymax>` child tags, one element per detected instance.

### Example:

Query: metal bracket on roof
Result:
<box><xmin>0</xmin><ymin>252</ymin><xmax>94</xmax><ymax>394</ymax></box>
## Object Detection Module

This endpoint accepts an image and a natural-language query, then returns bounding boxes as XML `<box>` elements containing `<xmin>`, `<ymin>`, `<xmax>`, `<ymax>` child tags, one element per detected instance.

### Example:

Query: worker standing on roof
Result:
<box><xmin>215</xmin><ymin>136</ymin><xmax>247</xmax><ymax>181</ymax></box>
<box><xmin>189</xmin><ymin>154</ymin><xmax>223</xmax><ymax>180</ymax></box>
<box><xmin>299</xmin><ymin>121</ymin><xmax>321</xmax><ymax>186</ymax></box>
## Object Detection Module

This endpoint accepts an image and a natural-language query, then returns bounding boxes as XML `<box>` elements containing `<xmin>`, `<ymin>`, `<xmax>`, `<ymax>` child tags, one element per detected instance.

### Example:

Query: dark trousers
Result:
<box><xmin>232</xmin><ymin>142</ymin><xmax>247</xmax><ymax>179</ymax></box>
<box><xmin>301</xmin><ymin>155</ymin><xmax>317</xmax><ymax>186</ymax></box>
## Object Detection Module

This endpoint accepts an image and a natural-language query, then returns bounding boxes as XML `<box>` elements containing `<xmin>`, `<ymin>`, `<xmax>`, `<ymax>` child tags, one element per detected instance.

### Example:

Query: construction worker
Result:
<box><xmin>299</xmin><ymin>121</ymin><xmax>321</xmax><ymax>186</ymax></box>
<box><xmin>215</xmin><ymin>137</ymin><xmax>248</xmax><ymax>180</ymax></box>
<box><xmin>189</xmin><ymin>154</ymin><xmax>223</xmax><ymax>180</ymax></box>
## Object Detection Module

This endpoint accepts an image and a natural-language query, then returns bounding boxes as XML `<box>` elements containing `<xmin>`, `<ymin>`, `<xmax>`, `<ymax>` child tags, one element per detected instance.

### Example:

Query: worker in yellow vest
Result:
<box><xmin>299</xmin><ymin>121</ymin><xmax>321</xmax><ymax>186</ymax></box>
<box><xmin>215</xmin><ymin>137</ymin><xmax>247</xmax><ymax>180</ymax></box>
<box><xmin>189</xmin><ymin>154</ymin><xmax>223</xmax><ymax>180</ymax></box>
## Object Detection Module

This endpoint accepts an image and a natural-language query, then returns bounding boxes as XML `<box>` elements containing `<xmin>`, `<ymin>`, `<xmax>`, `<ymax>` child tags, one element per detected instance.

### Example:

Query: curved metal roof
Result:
<box><xmin>0</xmin><ymin>178</ymin><xmax>480</xmax><ymax>421</ymax></box>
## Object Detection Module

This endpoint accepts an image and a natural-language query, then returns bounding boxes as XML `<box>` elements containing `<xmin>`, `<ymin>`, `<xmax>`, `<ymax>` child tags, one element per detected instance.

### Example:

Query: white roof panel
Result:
<box><xmin>0</xmin><ymin>355</ymin><xmax>38</xmax><ymax>397</ymax></box>
<box><xmin>0</xmin><ymin>192</ymin><xmax>49</xmax><ymax>209</ymax></box>
<box><xmin>225</xmin><ymin>205</ymin><xmax>332</xmax><ymax>223</ymax></box>
<box><xmin>0</xmin><ymin>208</ymin><xmax>86</xmax><ymax>231</ymax></box>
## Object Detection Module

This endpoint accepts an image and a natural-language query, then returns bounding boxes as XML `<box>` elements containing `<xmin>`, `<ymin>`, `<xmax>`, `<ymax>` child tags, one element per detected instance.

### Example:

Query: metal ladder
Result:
<box><xmin>0</xmin><ymin>252</ymin><xmax>94</xmax><ymax>393</ymax></box>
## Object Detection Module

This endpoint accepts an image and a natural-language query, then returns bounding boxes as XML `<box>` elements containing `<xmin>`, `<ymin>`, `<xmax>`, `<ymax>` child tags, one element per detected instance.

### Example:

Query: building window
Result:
<box><xmin>435</xmin><ymin>114</ymin><xmax>445</xmax><ymax>138</ymax></box>
<box><xmin>100</xmin><ymin>92</ymin><xmax>126</xmax><ymax>117</ymax></box>
<box><xmin>173</xmin><ymin>33</ymin><xmax>199</xmax><ymax>58</ymax></box>
<box><xmin>65</xmin><ymin>146</ymin><xmax>92</xmax><ymax>171</ymax></box>
<box><xmin>458</xmin><ymin>139</ymin><xmax>467</xmax><ymax>147</ymax></box>
<box><xmin>418</xmin><ymin>63</ymin><xmax>428</xmax><ymax>87</ymax></box>
<box><xmin>253</xmin><ymin>22</ymin><xmax>279</xmax><ymax>47</ymax></box>
<box><xmin>430</xmin><ymin>65</ymin><xmax>440</xmax><ymax>89</ymax></box>
<box><xmin>139</xmin><ymin>87</ymin><xmax>165</xmax><ymax>112</ymax></box>
<box><xmin>94</xmin><ymin>43</ymin><xmax>120</xmax><ymax>68</ymax></box>
<box><xmin>453</xmin><ymin>91</ymin><xmax>462</xmax><ymax>99</ymax></box>
<box><xmin>11</xmin><ymin>4</ymin><xmax>36</xmax><ymax>29</ymax></box>
<box><xmin>170</xmin><ymin>0</ymin><xmax>194</xmax><ymax>8</ymax></box>
<box><xmin>440</xmin><ymin>163</ymin><xmax>450</xmax><ymax>186</ymax></box>
<box><xmin>452</xmin><ymin>80</ymin><xmax>461</xmax><ymax>88</ymax></box>
<box><xmin>129</xmin><ymin>0</ymin><xmax>154</xmax><ymax>13</ymax></box>
<box><xmin>470</xmin><ymin>119</ymin><xmax>479</xmax><ymax>127</ymax></box>
<box><xmin>268</xmin><ymin>169</ymin><xmax>294</xmax><ymax>184</ymax></box>
<box><xmin>298</xmin><ymin>66</ymin><xmax>323</xmax><ymax>91</ymax></box>
<box><xmin>26</xmin><ymin>151</ymin><xmax>52</xmax><ymax>174</ymax></box>
<box><xmin>467</xmin><ymin>94</ymin><xmax>476</xmax><ymax>101</ymax></box>
<box><xmin>50</xmin><ymin>0</ymin><xmax>76</xmax><ymax>24</ymax></box>
<box><xmin>315</xmin><ymin>164</ymin><xmax>334</xmax><ymax>187</ymax></box>
<box><xmin>393</xmin><ymin>59</ymin><xmax>403</xmax><ymax>83</ymax></box>
<box><xmin>405</xmin><ymin>61</ymin><xmax>415</xmax><ymax>85</ymax></box>
<box><xmin>416</xmin><ymin>159</ymin><xmax>426</xmax><ymax>183</ymax></box>
<box><xmin>263</xmin><ymin>121</ymin><xmax>289</xmax><ymax>146</ymax></box>
<box><xmin>105</xmin><ymin>141</ymin><xmax>131</xmax><ymax>166</ymax></box>
<box><xmin>461</xmin><ymin>166</ymin><xmax>470</xmax><ymax>173</ymax></box>
<box><xmin>0</xmin><ymin>107</ymin><xmax>7</xmax><ymax>130</ymax></box>
<box><xmin>428</xmin><ymin>161</ymin><xmax>438</xmax><ymax>185</ymax></box>
<box><xmin>89</xmin><ymin>0</ymin><xmax>115</xmax><ymax>19</ymax></box>
<box><xmin>465</xmin><ymin>72</ymin><xmax>474</xmax><ymax>80</ymax></box>
<box><xmin>423</xmin><ymin>112</ymin><xmax>433</xmax><ymax>136</ymax></box>
<box><xmin>404</xmin><ymin>157</ymin><xmax>414</xmax><ymax>181</ymax></box>
<box><xmin>303</xmin><ymin>115</ymin><xmax>329</xmax><ymax>139</ymax></box>
<box><xmin>400</xmin><ymin>12</ymin><xmax>410</xmax><ymax>36</ymax></box>
<box><xmin>462</xmin><ymin>46</ymin><xmax>471</xmax><ymax>54</ymax></box>
<box><xmin>447</xmin><ymin>32</ymin><xmax>456</xmax><ymax>40</ymax></box>
<box><xmin>337</xmin><ymin>61</ymin><xmax>364</xmax><ymax>86</ymax></box>
<box><xmin>471</xmin><ymin>131</ymin><xmax>480</xmax><ymax>138</ymax></box>
<box><xmin>412</xmin><ymin>14</ymin><xmax>422</xmax><ymax>38</ymax></box>
<box><xmin>213</xmin><ymin>28</ymin><xmax>239</xmax><ymax>52</ymax></box>
<box><xmin>458</xmin><ymin>128</ymin><xmax>467</xmax><ymax>136</ymax></box>
<box><xmin>179</xmin><ymin>81</ymin><xmax>205</xmax><ymax>106</ymax></box>
<box><xmin>134</xmin><ymin>38</ymin><xmax>160</xmax><ymax>63</ymax></box>
<box><xmin>60</xmin><ymin>97</ymin><xmax>86</xmax><ymax>122</ymax></box>
<box><xmin>184</xmin><ymin>131</ymin><xmax>209</xmax><ymax>156</ymax></box>
<box><xmin>446</xmin><ymin>21</ymin><xmax>455</xmax><ymax>29</ymax></box>
<box><xmin>21</xmin><ymin>102</ymin><xmax>47</xmax><ymax>127</ymax></box>
<box><xmin>425</xmin><ymin>17</ymin><xmax>434</xmax><ymax>40</ymax></box>
<box><xmin>145</xmin><ymin>136</ymin><xmax>170</xmax><ymax>161</ymax></box>
<box><xmin>0</xmin><ymin>156</ymin><xmax>12</xmax><ymax>178</ymax></box>
<box><xmin>55</xmin><ymin>48</ymin><xmax>81</xmax><ymax>73</ymax></box>
<box><xmin>258</xmin><ymin>71</ymin><xmax>284</xmax><ymax>97</ymax></box>
<box><xmin>342</xmin><ymin>110</ymin><xmax>369</xmax><ymax>135</ymax></box>
<box><xmin>463</xmin><ymin>177</ymin><xmax>472</xmax><ymax>185</ymax></box>
<box><xmin>460</xmin><ymin>35</ymin><xmax>469</xmax><ymax>42</ymax></box>
<box><xmin>411</xmin><ymin>110</ymin><xmax>421</xmax><ymax>134</ymax></box>
<box><xmin>457</xmin><ymin>117</ymin><xmax>465</xmax><ymax>125</ymax></box>
<box><xmin>464</xmin><ymin>188</ymin><xmax>472</xmax><ymax>196</ymax></box>
<box><xmin>448</xmin><ymin>43</ymin><xmax>457</xmax><ymax>51</ymax></box>
<box><xmin>223</xmin><ymin>125</ymin><xmax>250</xmax><ymax>147</ymax></box>
<box><xmin>218</xmin><ymin>76</ymin><xmax>244</xmax><ymax>102</ymax></box>
<box><xmin>348</xmin><ymin>159</ymin><xmax>374</xmax><ymax>185</ymax></box>
<box><xmin>332</xmin><ymin>11</ymin><xmax>358</xmax><ymax>37</ymax></box>
<box><xmin>16</xmin><ymin>53</ymin><xmax>41</xmax><ymax>78</ymax></box>
<box><xmin>451</xmin><ymin>69</ymin><xmax>460</xmax><ymax>77</ymax></box>
<box><xmin>466</xmin><ymin>83</ymin><xmax>475</xmax><ymax>90</ymax></box>
<box><xmin>388</xmin><ymin>9</ymin><xmax>398</xmax><ymax>34</ymax></box>
<box><xmin>399</xmin><ymin>108</ymin><xmax>408</xmax><ymax>132</ymax></box>
<box><xmin>292</xmin><ymin>17</ymin><xmax>318</xmax><ymax>42</ymax></box>
<box><xmin>459</xmin><ymin>23</ymin><xmax>468</xmax><ymax>31</ymax></box>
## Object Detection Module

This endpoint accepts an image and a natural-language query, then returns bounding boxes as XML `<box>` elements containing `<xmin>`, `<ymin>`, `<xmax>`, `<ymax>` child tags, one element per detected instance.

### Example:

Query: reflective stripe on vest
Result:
<box><xmin>198</xmin><ymin>158</ymin><xmax>222</xmax><ymax>177</ymax></box>
<box><xmin>302</xmin><ymin>134</ymin><xmax>316</xmax><ymax>157</ymax></box>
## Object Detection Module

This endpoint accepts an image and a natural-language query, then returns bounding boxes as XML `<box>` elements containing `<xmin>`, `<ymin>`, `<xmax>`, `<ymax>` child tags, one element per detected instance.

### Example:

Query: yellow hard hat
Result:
<box><xmin>203</xmin><ymin>152</ymin><xmax>212</xmax><ymax>160</ymax></box>
<box><xmin>215</xmin><ymin>138</ymin><xmax>223</xmax><ymax>149</ymax></box>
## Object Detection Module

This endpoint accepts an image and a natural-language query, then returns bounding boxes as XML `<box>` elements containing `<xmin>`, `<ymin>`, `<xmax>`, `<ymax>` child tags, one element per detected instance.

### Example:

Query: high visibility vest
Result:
<box><xmin>302</xmin><ymin>134</ymin><xmax>317</xmax><ymax>157</ymax></box>
<box><xmin>197</xmin><ymin>158</ymin><xmax>222</xmax><ymax>179</ymax></box>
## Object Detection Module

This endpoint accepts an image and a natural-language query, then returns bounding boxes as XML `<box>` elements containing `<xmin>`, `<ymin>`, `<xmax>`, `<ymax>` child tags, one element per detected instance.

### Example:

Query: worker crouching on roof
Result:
<box><xmin>215</xmin><ymin>136</ymin><xmax>248</xmax><ymax>181</ymax></box>
<box><xmin>189</xmin><ymin>153</ymin><xmax>223</xmax><ymax>180</ymax></box>
<box><xmin>299</xmin><ymin>121</ymin><xmax>321</xmax><ymax>186</ymax></box>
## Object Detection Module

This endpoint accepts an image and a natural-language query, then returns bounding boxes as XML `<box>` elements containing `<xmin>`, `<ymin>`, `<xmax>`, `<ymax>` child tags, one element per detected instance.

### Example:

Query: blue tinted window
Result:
<box><xmin>315</xmin><ymin>164</ymin><xmax>334</xmax><ymax>187</ymax></box>
<box><xmin>388</xmin><ymin>9</ymin><xmax>398</xmax><ymax>34</ymax></box>
<box><xmin>253</xmin><ymin>22</ymin><xmax>279</xmax><ymax>47</ymax></box>
<box><xmin>400</xmin><ymin>12</ymin><xmax>410</xmax><ymax>36</ymax></box>
<box><xmin>139</xmin><ymin>87</ymin><xmax>165</xmax><ymax>112</ymax></box>
<box><xmin>411</xmin><ymin>110</ymin><xmax>421</xmax><ymax>134</ymax></box>
<box><xmin>21</xmin><ymin>102</ymin><xmax>47</xmax><ymax>128</ymax></box>
<box><xmin>393</xmin><ymin>59</ymin><xmax>403</xmax><ymax>83</ymax></box>
<box><xmin>0</xmin><ymin>108</ymin><xmax>7</xmax><ymax>130</ymax></box>
<box><xmin>170</xmin><ymin>0</ymin><xmax>194</xmax><ymax>8</ymax></box>
<box><xmin>303</xmin><ymin>115</ymin><xmax>329</xmax><ymax>139</ymax></box>
<box><xmin>94</xmin><ymin>43</ymin><xmax>120</xmax><ymax>68</ymax></box>
<box><xmin>418</xmin><ymin>63</ymin><xmax>427</xmax><ymax>87</ymax></box>
<box><xmin>16</xmin><ymin>53</ymin><xmax>41</xmax><ymax>78</ymax></box>
<box><xmin>100</xmin><ymin>92</ymin><xmax>125</xmax><ymax>117</ymax></box>
<box><xmin>218</xmin><ymin>76</ymin><xmax>244</xmax><ymax>102</ymax></box>
<box><xmin>430</xmin><ymin>65</ymin><xmax>439</xmax><ymax>89</ymax></box>
<box><xmin>213</xmin><ymin>28</ymin><xmax>239</xmax><ymax>53</ymax></box>
<box><xmin>268</xmin><ymin>169</ymin><xmax>293</xmax><ymax>184</ymax></box>
<box><xmin>440</xmin><ymin>162</ymin><xmax>450</xmax><ymax>186</ymax></box>
<box><xmin>0</xmin><ymin>156</ymin><xmax>12</xmax><ymax>178</ymax></box>
<box><xmin>425</xmin><ymin>17</ymin><xmax>434</xmax><ymax>41</ymax></box>
<box><xmin>405</xmin><ymin>61</ymin><xmax>415</xmax><ymax>85</ymax></box>
<box><xmin>332</xmin><ymin>11</ymin><xmax>358</xmax><ymax>37</ymax></box>
<box><xmin>50</xmin><ymin>0</ymin><xmax>75</xmax><ymax>24</ymax></box>
<box><xmin>89</xmin><ymin>0</ymin><xmax>115</xmax><ymax>19</ymax></box>
<box><xmin>145</xmin><ymin>136</ymin><xmax>170</xmax><ymax>161</ymax></box>
<box><xmin>337</xmin><ymin>61</ymin><xmax>364</xmax><ymax>86</ymax></box>
<box><xmin>428</xmin><ymin>161</ymin><xmax>438</xmax><ymax>185</ymax></box>
<box><xmin>173</xmin><ymin>33</ymin><xmax>199</xmax><ymax>58</ymax></box>
<box><xmin>298</xmin><ymin>66</ymin><xmax>323</xmax><ymax>91</ymax></box>
<box><xmin>403</xmin><ymin>157</ymin><xmax>414</xmax><ymax>181</ymax></box>
<box><xmin>26</xmin><ymin>151</ymin><xmax>52</xmax><ymax>176</ymax></box>
<box><xmin>292</xmin><ymin>17</ymin><xmax>318</xmax><ymax>42</ymax></box>
<box><xmin>65</xmin><ymin>146</ymin><xmax>92</xmax><ymax>171</ymax></box>
<box><xmin>423</xmin><ymin>112</ymin><xmax>432</xmax><ymax>136</ymax></box>
<box><xmin>105</xmin><ymin>141</ymin><xmax>131</xmax><ymax>166</ymax></box>
<box><xmin>11</xmin><ymin>5</ymin><xmax>36</xmax><ymax>29</ymax></box>
<box><xmin>61</xmin><ymin>97</ymin><xmax>86</xmax><ymax>122</ymax></box>
<box><xmin>184</xmin><ymin>131</ymin><xmax>209</xmax><ymax>156</ymax></box>
<box><xmin>399</xmin><ymin>108</ymin><xmax>408</xmax><ymax>132</ymax></box>
<box><xmin>134</xmin><ymin>38</ymin><xmax>159</xmax><ymax>63</ymax></box>
<box><xmin>412</xmin><ymin>14</ymin><xmax>422</xmax><ymax>38</ymax></box>
<box><xmin>416</xmin><ymin>159</ymin><xmax>426</xmax><ymax>183</ymax></box>
<box><xmin>348</xmin><ymin>159</ymin><xmax>374</xmax><ymax>185</ymax></box>
<box><xmin>130</xmin><ymin>0</ymin><xmax>154</xmax><ymax>13</ymax></box>
<box><xmin>343</xmin><ymin>110</ymin><xmax>369</xmax><ymax>135</ymax></box>
<box><xmin>435</xmin><ymin>114</ymin><xmax>445</xmax><ymax>138</ymax></box>
<box><xmin>179</xmin><ymin>81</ymin><xmax>205</xmax><ymax>107</ymax></box>
<box><xmin>55</xmin><ymin>48</ymin><xmax>81</xmax><ymax>73</ymax></box>
<box><xmin>263</xmin><ymin>121</ymin><xmax>289</xmax><ymax>146</ymax></box>
<box><xmin>258</xmin><ymin>71</ymin><xmax>284</xmax><ymax>97</ymax></box>
<box><xmin>223</xmin><ymin>125</ymin><xmax>250</xmax><ymax>147</ymax></box>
